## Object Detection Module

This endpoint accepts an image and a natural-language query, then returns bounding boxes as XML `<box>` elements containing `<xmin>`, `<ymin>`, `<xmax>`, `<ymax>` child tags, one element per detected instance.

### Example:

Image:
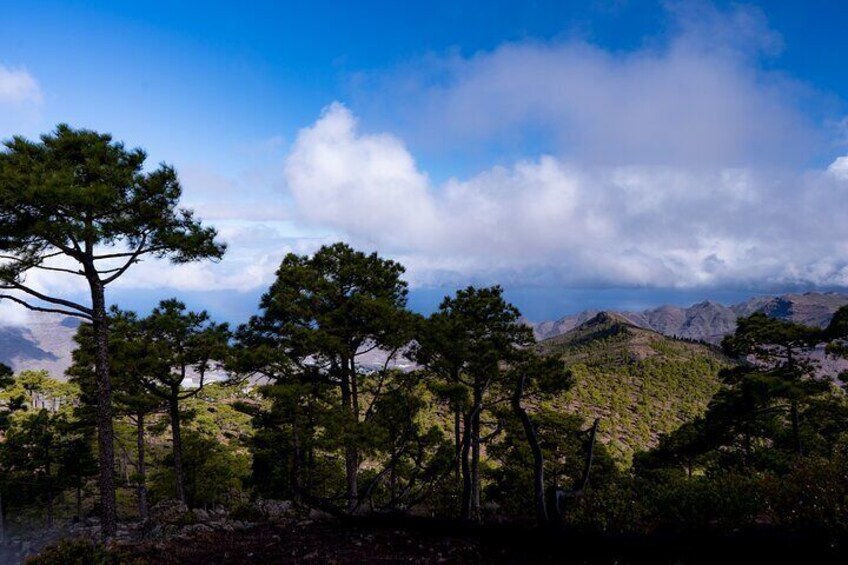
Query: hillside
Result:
<box><xmin>540</xmin><ymin>312</ymin><xmax>733</xmax><ymax>463</ymax></box>
<box><xmin>0</xmin><ymin>314</ymin><xmax>80</xmax><ymax>376</ymax></box>
<box><xmin>534</xmin><ymin>292</ymin><xmax>848</xmax><ymax>342</ymax></box>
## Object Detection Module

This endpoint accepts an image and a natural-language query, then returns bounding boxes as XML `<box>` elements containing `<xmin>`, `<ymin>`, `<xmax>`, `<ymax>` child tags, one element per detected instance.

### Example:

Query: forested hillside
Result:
<box><xmin>540</xmin><ymin>313</ymin><xmax>731</xmax><ymax>462</ymax></box>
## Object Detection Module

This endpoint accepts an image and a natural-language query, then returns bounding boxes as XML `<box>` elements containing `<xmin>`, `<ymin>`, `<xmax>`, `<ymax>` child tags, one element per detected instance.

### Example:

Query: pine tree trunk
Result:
<box><xmin>460</xmin><ymin>410</ymin><xmax>473</xmax><ymax>520</ymax></box>
<box><xmin>46</xmin><ymin>459</ymin><xmax>53</xmax><ymax>528</ymax></box>
<box><xmin>169</xmin><ymin>394</ymin><xmax>185</xmax><ymax>503</ymax></box>
<box><xmin>76</xmin><ymin>479</ymin><xmax>82</xmax><ymax>522</ymax></box>
<box><xmin>744</xmin><ymin>429</ymin><xmax>752</xmax><ymax>467</ymax></box>
<box><xmin>290</xmin><ymin>414</ymin><xmax>301</xmax><ymax>502</ymax></box>
<box><xmin>512</xmin><ymin>374</ymin><xmax>547</xmax><ymax>526</ymax></box>
<box><xmin>90</xmin><ymin>280</ymin><xmax>117</xmax><ymax>538</ymax></box>
<box><xmin>470</xmin><ymin>387</ymin><xmax>482</xmax><ymax>519</ymax></box>
<box><xmin>791</xmin><ymin>401</ymin><xmax>802</xmax><ymax>456</ymax></box>
<box><xmin>460</xmin><ymin>403</ymin><xmax>481</xmax><ymax>521</ymax></box>
<box><xmin>136</xmin><ymin>413</ymin><xmax>148</xmax><ymax>520</ymax></box>
<box><xmin>0</xmin><ymin>488</ymin><xmax>5</xmax><ymax>544</ymax></box>
<box><xmin>454</xmin><ymin>405</ymin><xmax>461</xmax><ymax>481</ymax></box>
<box><xmin>340</xmin><ymin>359</ymin><xmax>358</xmax><ymax>512</ymax></box>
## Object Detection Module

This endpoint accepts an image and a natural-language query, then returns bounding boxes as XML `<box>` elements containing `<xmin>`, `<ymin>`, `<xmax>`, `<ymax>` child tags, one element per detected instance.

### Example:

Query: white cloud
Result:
<box><xmin>828</xmin><ymin>156</ymin><xmax>848</xmax><ymax>181</ymax></box>
<box><xmin>0</xmin><ymin>65</ymin><xmax>43</xmax><ymax>107</ymax></box>
<box><xmin>284</xmin><ymin>103</ymin><xmax>848</xmax><ymax>289</ymax></box>
<box><xmin>0</xmin><ymin>299</ymin><xmax>31</xmax><ymax>326</ymax></box>
<box><xmin>284</xmin><ymin>103</ymin><xmax>439</xmax><ymax>249</ymax></box>
<box><xmin>351</xmin><ymin>2</ymin><xmax>815</xmax><ymax>169</ymax></box>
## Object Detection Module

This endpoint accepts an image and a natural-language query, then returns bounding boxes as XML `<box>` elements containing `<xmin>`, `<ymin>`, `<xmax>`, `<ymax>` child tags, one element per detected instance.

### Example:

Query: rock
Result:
<box><xmin>193</xmin><ymin>508</ymin><xmax>210</xmax><ymax>522</ymax></box>
<box><xmin>308</xmin><ymin>508</ymin><xmax>335</xmax><ymax>522</ymax></box>
<box><xmin>149</xmin><ymin>499</ymin><xmax>189</xmax><ymax>525</ymax></box>
<box><xmin>182</xmin><ymin>523</ymin><xmax>213</xmax><ymax>535</ymax></box>
<box><xmin>254</xmin><ymin>499</ymin><xmax>293</xmax><ymax>520</ymax></box>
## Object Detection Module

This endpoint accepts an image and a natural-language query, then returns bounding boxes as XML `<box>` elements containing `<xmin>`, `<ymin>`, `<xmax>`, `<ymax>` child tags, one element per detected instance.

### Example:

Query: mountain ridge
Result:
<box><xmin>533</xmin><ymin>291</ymin><xmax>848</xmax><ymax>343</ymax></box>
<box><xmin>1</xmin><ymin>292</ymin><xmax>847</xmax><ymax>378</ymax></box>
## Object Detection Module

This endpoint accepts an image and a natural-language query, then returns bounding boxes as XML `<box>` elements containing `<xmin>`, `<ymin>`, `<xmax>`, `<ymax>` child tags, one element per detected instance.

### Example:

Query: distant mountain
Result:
<box><xmin>0</xmin><ymin>313</ymin><xmax>413</xmax><ymax>381</ymax></box>
<box><xmin>533</xmin><ymin>292</ymin><xmax>848</xmax><ymax>343</ymax></box>
<box><xmin>2</xmin><ymin>291</ymin><xmax>847</xmax><ymax>381</ymax></box>
<box><xmin>0</xmin><ymin>314</ymin><xmax>80</xmax><ymax>376</ymax></box>
<box><xmin>539</xmin><ymin>312</ymin><xmax>733</xmax><ymax>463</ymax></box>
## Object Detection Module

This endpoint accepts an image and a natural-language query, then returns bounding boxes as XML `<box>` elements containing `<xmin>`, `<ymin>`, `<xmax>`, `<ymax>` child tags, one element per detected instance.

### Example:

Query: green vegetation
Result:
<box><xmin>541</xmin><ymin>314</ymin><xmax>731</xmax><ymax>463</ymax></box>
<box><xmin>25</xmin><ymin>538</ymin><xmax>139</xmax><ymax>565</ymax></box>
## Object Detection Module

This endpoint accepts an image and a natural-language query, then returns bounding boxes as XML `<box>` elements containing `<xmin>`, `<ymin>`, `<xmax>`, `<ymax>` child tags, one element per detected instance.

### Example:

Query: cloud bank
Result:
<box><xmin>284</xmin><ymin>102</ymin><xmax>848</xmax><ymax>289</ymax></box>
<box><xmin>277</xmin><ymin>2</ymin><xmax>848</xmax><ymax>290</ymax></box>
<box><xmin>8</xmin><ymin>2</ymin><xmax>848</xmax><ymax>304</ymax></box>
<box><xmin>350</xmin><ymin>2</ymin><xmax>818</xmax><ymax>169</ymax></box>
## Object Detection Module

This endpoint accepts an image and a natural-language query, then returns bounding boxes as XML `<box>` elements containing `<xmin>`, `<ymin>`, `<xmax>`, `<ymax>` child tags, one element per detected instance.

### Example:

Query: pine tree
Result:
<box><xmin>415</xmin><ymin>286</ymin><xmax>534</xmax><ymax>520</ymax></box>
<box><xmin>241</xmin><ymin>243</ymin><xmax>413</xmax><ymax>512</ymax></box>
<box><xmin>0</xmin><ymin>125</ymin><xmax>224</xmax><ymax>535</ymax></box>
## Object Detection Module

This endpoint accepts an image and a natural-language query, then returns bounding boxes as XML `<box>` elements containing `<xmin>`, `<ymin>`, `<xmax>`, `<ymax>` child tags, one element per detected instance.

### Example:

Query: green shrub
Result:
<box><xmin>765</xmin><ymin>456</ymin><xmax>848</xmax><ymax>533</ymax></box>
<box><xmin>26</xmin><ymin>538</ymin><xmax>140</xmax><ymax>565</ymax></box>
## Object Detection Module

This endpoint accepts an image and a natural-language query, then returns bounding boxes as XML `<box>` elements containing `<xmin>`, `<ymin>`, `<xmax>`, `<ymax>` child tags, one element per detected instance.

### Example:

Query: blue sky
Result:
<box><xmin>2</xmin><ymin>1</ymin><xmax>848</xmax><ymax>323</ymax></box>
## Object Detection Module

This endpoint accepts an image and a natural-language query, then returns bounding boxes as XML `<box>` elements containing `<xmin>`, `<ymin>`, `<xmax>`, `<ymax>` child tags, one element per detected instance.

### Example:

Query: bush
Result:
<box><xmin>765</xmin><ymin>456</ymin><xmax>848</xmax><ymax>533</ymax></box>
<box><xmin>568</xmin><ymin>477</ymin><xmax>648</xmax><ymax>534</ymax></box>
<box><xmin>26</xmin><ymin>538</ymin><xmax>140</xmax><ymax>565</ymax></box>
<box><xmin>640</xmin><ymin>470</ymin><xmax>766</xmax><ymax>533</ymax></box>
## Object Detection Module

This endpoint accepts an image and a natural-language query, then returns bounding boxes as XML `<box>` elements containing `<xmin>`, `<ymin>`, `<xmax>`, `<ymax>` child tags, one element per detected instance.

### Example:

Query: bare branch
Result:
<box><xmin>0</xmin><ymin>281</ymin><xmax>92</xmax><ymax>316</ymax></box>
<box><xmin>355</xmin><ymin>343</ymin><xmax>381</xmax><ymax>357</ymax></box>
<box><xmin>178</xmin><ymin>366</ymin><xmax>207</xmax><ymax>400</ymax></box>
<box><xmin>32</xmin><ymin>264</ymin><xmax>86</xmax><ymax>276</ymax></box>
<box><xmin>93</xmin><ymin>244</ymin><xmax>165</xmax><ymax>262</ymax></box>
<box><xmin>0</xmin><ymin>251</ymin><xmax>85</xmax><ymax>275</ymax></box>
<box><xmin>136</xmin><ymin>376</ymin><xmax>170</xmax><ymax>400</ymax></box>
<box><xmin>364</xmin><ymin>346</ymin><xmax>400</xmax><ymax>421</ymax></box>
<box><xmin>0</xmin><ymin>250</ymin><xmax>65</xmax><ymax>263</ymax></box>
<box><xmin>0</xmin><ymin>294</ymin><xmax>92</xmax><ymax>320</ymax></box>
<box><xmin>102</xmin><ymin>234</ymin><xmax>150</xmax><ymax>285</ymax></box>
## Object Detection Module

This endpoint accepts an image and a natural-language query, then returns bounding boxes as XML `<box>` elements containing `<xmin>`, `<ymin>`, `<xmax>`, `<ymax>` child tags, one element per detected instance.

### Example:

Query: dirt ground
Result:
<box><xmin>117</xmin><ymin>520</ymin><xmax>848</xmax><ymax>565</ymax></box>
<box><xmin>121</xmin><ymin>522</ymin><xmax>502</xmax><ymax>564</ymax></box>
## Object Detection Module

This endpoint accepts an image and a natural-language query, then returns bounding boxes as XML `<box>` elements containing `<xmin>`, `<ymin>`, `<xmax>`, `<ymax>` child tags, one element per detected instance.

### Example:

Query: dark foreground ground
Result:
<box><xmin>115</xmin><ymin>518</ymin><xmax>848</xmax><ymax>565</ymax></box>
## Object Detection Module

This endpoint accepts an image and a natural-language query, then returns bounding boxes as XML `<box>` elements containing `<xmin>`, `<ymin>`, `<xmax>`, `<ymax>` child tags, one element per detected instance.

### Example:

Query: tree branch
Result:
<box><xmin>355</xmin><ymin>343</ymin><xmax>381</xmax><ymax>357</ymax></box>
<box><xmin>0</xmin><ymin>295</ymin><xmax>93</xmax><ymax>320</ymax></box>
<box><xmin>0</xmin><ymin>252</ymin><xmax>84</xmax><ymax>276</ymax></box>
<box><xmin>0</xmin><ymin>282</ymin><xmax>92</xmax><ymax>316</ymax></box>
<box><xmin>93</xmin><ymin>244</ymin><xmax>165</xmax><ymax>262</ymax></box>
<box><xmin>32</xmin><ymin>264</ymin><xmax>86</xmax><ymax>276</ymax></box>
<box><xmin>102</xmin><ymin>234</ymin><xmax>150</xmax><ymax>285</ymax></box>
<box><xmin>0</xmin><ymin>250</ymin><xmax>65</xmax><ymax>263</ymax></box>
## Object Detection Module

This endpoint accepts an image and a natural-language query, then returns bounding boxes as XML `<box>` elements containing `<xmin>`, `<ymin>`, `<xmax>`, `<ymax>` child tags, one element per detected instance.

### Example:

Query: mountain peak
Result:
<box><xmin>587</xmin><ymin>311</ymin><xmax>632</xmax><ymax>326</ymax></box>
<box><xmin>534</xmin><ymin>291</ymin><xmax>848</xmax><ymax>343</ymax></box>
